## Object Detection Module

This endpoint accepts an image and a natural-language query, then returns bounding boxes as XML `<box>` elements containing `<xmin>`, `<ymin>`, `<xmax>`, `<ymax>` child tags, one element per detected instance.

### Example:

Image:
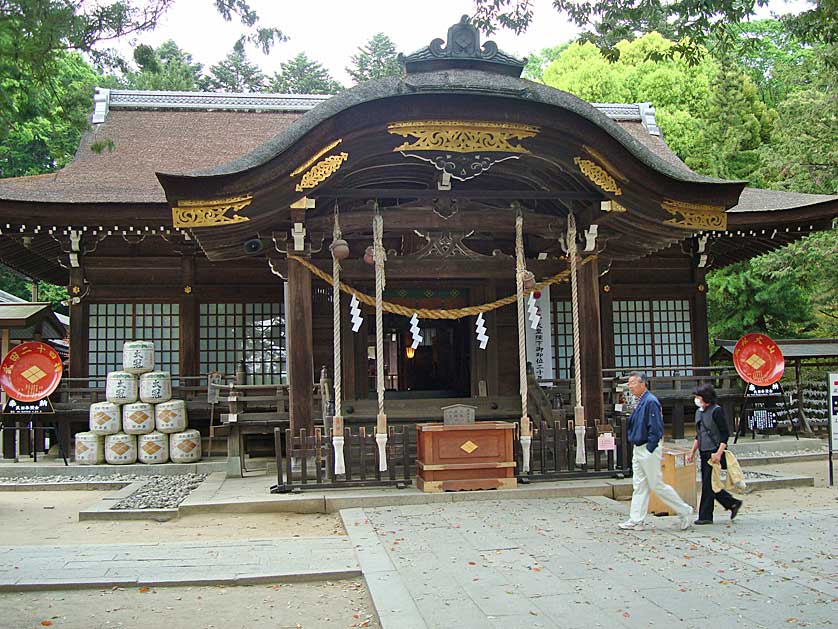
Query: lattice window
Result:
<box><xmin>88</xmin><ymin>303</ymin><xmax>179</xmax><ymax>381</ymax></box>
<box><xmin>199</xmin><ymin>303</ymin><xmax>285</xmax><ymax>384</ymax></box>
<box><xmin>551</xmin><ymin>300</ymin><xmax>574</xmax><ymax>379</ymax></box>
<box><xmin>613</xmin><ymin>299</ymin><xmax>692</xmax><ymax>373</ymax></box>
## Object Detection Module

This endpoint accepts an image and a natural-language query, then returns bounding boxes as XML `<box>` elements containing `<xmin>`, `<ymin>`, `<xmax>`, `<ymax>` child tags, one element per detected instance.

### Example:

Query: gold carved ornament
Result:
<box><xmin>573</xmin><ymin>157</ymin><xmax>622</xmax><ymax>195</ymax></box>
<box><xmin>172</xmin><ymin>195</ymin><xmax>252</xmax><ymax>228</ymax></box>
<box><xmin>387</xmin><ymin>120</ymin><xmax>540</xmax><ymax>153</ymax></box>
<box><xmin>661</xmin><ymin>199</ymin><xmax>727</xmax><ymax>231</ymax></box>
<box><xmin>291</xmin><ymin>140</ymin><xmax>348</xmax><ymax>193</ymax></box>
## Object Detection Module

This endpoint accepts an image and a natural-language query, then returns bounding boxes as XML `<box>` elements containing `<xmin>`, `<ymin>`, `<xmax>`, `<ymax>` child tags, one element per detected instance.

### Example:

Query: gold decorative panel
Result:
<box><xmin>295</xmin><ymin>152</ymin><xmax>349</xmax><ymax>192</ymax></box>
<box><xmin>573</xmin><ymin>157</ymin><xmax>622</xmax><ymax>195</ymax></box>
<box><xmin>172</xmin><ymin>195</ymin><xmax>252</xmax><ymax>228</ymax></box>
<box><xmin>662</xmin><ymin>199</ymin><xmax>727</xmax><ymax>231</ymax></box>
<box><xmin>388</xmin><ymin>120</ymin><xmax>539</xmax><ymax>153</ymax></box>
<box><xmin>460</xmin><ymin>440</ymin><xmax>479</xmax><ymax>454</ymax></box>
<box><xmin>291</xmin><ymin>139</ymin><xmax>343</xmax><ymax>177</ymax></box>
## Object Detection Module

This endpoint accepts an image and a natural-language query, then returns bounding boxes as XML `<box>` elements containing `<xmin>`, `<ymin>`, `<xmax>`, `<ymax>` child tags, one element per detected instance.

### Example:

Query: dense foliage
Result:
<box><xmin>0</xmin><ymin>4</ymin><xmax>835</xmax><ymax>347</ymax></box>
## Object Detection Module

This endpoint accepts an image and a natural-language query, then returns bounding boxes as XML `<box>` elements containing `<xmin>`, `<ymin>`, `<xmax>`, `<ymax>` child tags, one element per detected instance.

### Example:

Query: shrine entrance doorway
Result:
<box><xmin>372</xmin><ymin>306</ymin><xmax>471</xmax><ymax>400</ymax></box>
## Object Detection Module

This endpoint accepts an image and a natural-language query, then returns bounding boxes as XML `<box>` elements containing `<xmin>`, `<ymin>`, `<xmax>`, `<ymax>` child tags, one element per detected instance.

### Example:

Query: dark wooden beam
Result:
<box><xmin>577</xmin><ymin>258</ymin><xmax>604</xmax><ymax>426</ymax></box>
<box><xmin>286</xmin><ymin>254</ymin><xmax>314</xmax><ymax>433</ymax></box>
<box><xmin>313</xmin><ymin>188</ymin><xmax>602</xmax><ymax>201</ymax></box>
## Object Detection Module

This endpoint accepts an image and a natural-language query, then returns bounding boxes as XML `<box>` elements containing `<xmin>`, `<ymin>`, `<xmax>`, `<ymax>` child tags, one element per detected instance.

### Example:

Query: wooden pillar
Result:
<box><xmin>179</xmin><ymin>255</ymin><xmax>199</xmax><ymax>378</ymax></box>
<box><xmin>578</xmin><ymin>258</ymin><xmax>604</xmax><ymax>425</ymax></box>
<box><xmin>486</xmin><ymin>280</ymin><xmax>499</xmax><ymax>396</ymax></box>
<box><xmin>68</xmin><ymin>267</ymin><xmax>87</xmax><ymax>379</ymax></box>
<box><xmin>693</xmin><ymin>270</ymin><xmax>710</xmax><ymax>367</ymax></box>
<box><xmin>286</xmin><ymin>255</ymin><xmax>314</xmax><ymax>433</ymax></box>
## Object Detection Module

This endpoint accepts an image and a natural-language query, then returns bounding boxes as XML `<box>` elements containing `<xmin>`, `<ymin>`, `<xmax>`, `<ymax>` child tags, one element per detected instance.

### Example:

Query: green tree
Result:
<box><xmin>120</xmin><ymin>40</ymin><xmax>204</xmax><ymax>91</ymax></box>
<box><xmin>753</xmin><ymin>88</ymin><xmax>838</xmax><ymax>194</ymax></box>
<box><xmin>685</xmin><ymin>58</ymin><xmax>775</xmax><ymax>181</ymax></box>
<box><xmin>203</xmin><ymin>39</ymin><xmax>265</xmax><ymax>92</ymax></box>
<box><xmin>0</xmin><ymin>51</ymin><xmax>97</xmax><ymax>178</ymax></box>
<box><xmin>707</xmin><ymin>261</ymin><xmax>815</xmax><ymax>340</ymax></box>
<box><xmin>0</xmin><ymin>268</ymin><xmax>68</xmax><ymax>316</ymax></box>
<box><xmin>346</xmin><ymin>33</ymin><xmax>400</xmax><ymax>84</ymax></box>
<box><xmin>541</xmin><ymin>34</ymin><xmax>718</xmax><ymax>165</ymax></box>
<box><xmin>472</xmin><ymin>0</ymin><xmax>837</xmax><ymax>67</ymax></box>
<box><xmin>270</xmin><ymin>53</ymin><xmax>343</xmax><ymax>94</ymax></box>
<box><xmin>730</xmin><ymin>19</ymin><xmax>825</xmax><ymax>108</ymax></box>
<box><xmin>522</xmin><ymin>44</ymin><xmax>569</xmax><ymax>82</ymax></box>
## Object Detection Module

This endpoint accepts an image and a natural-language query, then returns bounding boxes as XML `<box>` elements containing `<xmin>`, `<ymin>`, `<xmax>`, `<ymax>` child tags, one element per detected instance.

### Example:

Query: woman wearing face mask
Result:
<box><xmin>686</xmin><ymin>384</ymin><xmax>743</xmax><ymax>524</ymax></box>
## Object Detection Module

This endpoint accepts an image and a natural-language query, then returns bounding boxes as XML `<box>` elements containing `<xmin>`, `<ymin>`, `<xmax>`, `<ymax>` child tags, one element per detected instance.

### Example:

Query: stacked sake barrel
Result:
<box><xmin>76</xmin><ymin>340</ymin><xmax>202</xmax><ymax>465</ymax></box>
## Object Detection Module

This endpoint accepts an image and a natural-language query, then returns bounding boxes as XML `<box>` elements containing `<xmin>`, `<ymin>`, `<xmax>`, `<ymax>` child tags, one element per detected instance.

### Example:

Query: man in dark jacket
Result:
<box><xmin>618</xmin><ymin>371</ymin><xmax>694</xmax><ymax>531</ymax></box>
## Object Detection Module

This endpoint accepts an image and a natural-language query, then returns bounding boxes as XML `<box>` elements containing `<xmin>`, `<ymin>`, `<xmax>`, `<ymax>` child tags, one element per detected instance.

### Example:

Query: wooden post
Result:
<box><xmin>287</xmin><ymin>255</ymin><xmax>314</xmax><ymax>434</ymax></box>
<box><xmin>68</xmin><ymin>267</ymin><xmax>87</xmax><ymax>380</ymax></box>
<box><xmin>692</xmin><ymin>269</ymin><xmax>710</xmax><ymax>367</ymax></box>
<box><xmin>179</xmin><ymin>254</ymin><xmax>199</xmax><ymax>379</ymax></box>
<box><xmin>578</xmin><ymin>257</ymin><xmax>604</xmax><ymax>426</ymax></box>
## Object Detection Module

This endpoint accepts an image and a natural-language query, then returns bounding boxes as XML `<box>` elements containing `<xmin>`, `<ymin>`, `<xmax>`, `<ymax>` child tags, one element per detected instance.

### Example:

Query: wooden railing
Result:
<box><xmin>271</xmin><ymin>425</ymin><xmax>415</xmax><ymax>492</ymax></box>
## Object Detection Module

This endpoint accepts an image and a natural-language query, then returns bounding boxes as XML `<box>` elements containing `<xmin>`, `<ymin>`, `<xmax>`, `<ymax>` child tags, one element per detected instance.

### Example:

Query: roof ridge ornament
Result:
<box><xmin>399</xmin><ymin>15</ymin><xmax>526</xmax><ymax>77</ymax></box>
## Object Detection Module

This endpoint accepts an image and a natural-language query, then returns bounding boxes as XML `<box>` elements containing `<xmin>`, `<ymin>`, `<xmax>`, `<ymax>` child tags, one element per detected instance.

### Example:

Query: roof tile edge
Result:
<box><xmin>92</xmin><ymin>87</ymin><xmax>660</xmax><ymax>131</ymax></box>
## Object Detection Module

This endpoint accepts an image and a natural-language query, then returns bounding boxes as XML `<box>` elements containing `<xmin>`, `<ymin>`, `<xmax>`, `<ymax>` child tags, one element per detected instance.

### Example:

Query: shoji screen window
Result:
<box><xmin>199</xmin><ymin>303</ymin><xmax>285</xmax><ymax>384</ymax></box>
<box><xmin>88</xmin><ymin>303</ymin><xmax>179</xmax><ymax>381</ymax></box>
<box><xmin>551</xmin><ymin>300</ymin><xmax>574</xmax><ymax>379</ymax></box>
<box><xmin>613</xmin><ymin>299</ymin><xmax>692</xmax><ymax>372</ymax></box>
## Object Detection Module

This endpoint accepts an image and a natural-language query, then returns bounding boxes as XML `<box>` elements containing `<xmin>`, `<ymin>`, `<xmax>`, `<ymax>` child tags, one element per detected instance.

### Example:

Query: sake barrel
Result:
<box><xmin>74</xmin><ymin>432</ymin><xmax>105</xmax><ymax>465</ymax></box>
<box><xmin>122</xmin><ymin>340</ymin><xmax>155</xmax><ymax>374</ymax></box>
<box><xmin>170</xmin><ymin>428</ymin><xmax>202</xmax><ymax>463</ymax></box>
<box><xmin>139</xmin><ymin>371</ymin><xmax>172</xmax><ymax>404</ymax></box>
<box><xmin>155</xmin><ymin>399</ymin><xmax>187</xmax><ymax>433</ymax></box>
<box><xmin>122</xmin><ymin>402</ymin><xmax>155</xmax><ymax>435</ymax></box>
<box><xmin>89</xmin><ymin>401</ymin><xmax>122</xmax><ymax>435</ymax></box>
<box><xmin>138</xmin><ymin>431</ymin><xmax>169</xmax><ymax>464</ymax></box>
<box><xmin>106</xmin><ymin>371</ymin><xmax>138</xmax><ymax>404</ymax></box>
<box><xmin>105</xmin><ymin>433</ymin><xmax>137</xmax><ymax>465</ymax></box>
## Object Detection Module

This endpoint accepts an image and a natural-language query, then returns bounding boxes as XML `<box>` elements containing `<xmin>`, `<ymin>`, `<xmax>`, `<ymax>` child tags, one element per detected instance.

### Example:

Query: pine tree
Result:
<box><xmin>123</xmin><ymin>40</ymin><xmax>204</xmax><ymax>91</ymax></box>
<box><xmin>270</xmin><ymin>53</ymin><xmax>342</xmax><ymax>94</ymax></box>
<box><xmin>685</xmin><ymin>58</ymin><xmax>775</xmax><ymax>181</ymax></box>
<box><xmin>203</xmin><ymin>39</ymin><xmax>266</xmax><ymax>93</ymax></box>
<box><xmin>346</xmin><ymin>33</ymin><xmax>401</xmax><ymax>84</ymax></box>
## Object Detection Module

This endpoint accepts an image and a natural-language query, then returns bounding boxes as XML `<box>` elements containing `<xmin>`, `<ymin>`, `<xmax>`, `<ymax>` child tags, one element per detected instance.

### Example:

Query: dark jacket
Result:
<box><xmin>627</xmin><ymin>390</ymin><xmax>663</xmax><ymax>452</ymax></box>
<box><xmin>695</xmin><ymin>404</ymin><xmax>730</xmax><ymax>452</ymax></box>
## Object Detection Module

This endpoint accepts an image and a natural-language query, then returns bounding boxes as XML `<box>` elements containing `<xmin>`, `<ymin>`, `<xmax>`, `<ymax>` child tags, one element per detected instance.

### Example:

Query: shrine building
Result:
<box><xmin>0</xmin><ymin>17</ymin><xmax>836</xmax><ymax>466</ymax></box>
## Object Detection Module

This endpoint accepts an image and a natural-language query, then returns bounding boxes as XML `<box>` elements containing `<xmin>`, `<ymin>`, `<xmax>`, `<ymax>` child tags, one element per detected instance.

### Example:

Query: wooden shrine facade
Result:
<box><xmin>0</xmin><ymin>18</ymin><xmax>837</xmax><ymax>455</ymax></box>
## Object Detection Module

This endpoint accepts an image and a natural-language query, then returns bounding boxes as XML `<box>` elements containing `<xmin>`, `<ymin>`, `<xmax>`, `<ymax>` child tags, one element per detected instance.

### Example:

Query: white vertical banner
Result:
<box><xmin>525</xmin><ymin>285</ymin><xmax>554</xmax><ymax>382</ymax></box>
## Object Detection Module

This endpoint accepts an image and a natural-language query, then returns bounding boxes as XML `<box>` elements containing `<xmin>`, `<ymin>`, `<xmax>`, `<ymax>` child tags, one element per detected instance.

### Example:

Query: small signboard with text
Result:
<box><xmin>3</xmin><ymin>397</ymin><xmax>54</xmax><ymax>414</ymax></box>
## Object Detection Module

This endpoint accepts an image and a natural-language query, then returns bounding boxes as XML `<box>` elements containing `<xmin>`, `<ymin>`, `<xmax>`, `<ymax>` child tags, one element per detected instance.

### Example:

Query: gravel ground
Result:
<box><xmin>0</xmin><ymin>473</ymin><xmax>154</xmax><ymax>484</ymax></box>
<box><xmin>110</xmin><ymin>474</ymin><xmax>206</xmax><ymax>510</ymax></box>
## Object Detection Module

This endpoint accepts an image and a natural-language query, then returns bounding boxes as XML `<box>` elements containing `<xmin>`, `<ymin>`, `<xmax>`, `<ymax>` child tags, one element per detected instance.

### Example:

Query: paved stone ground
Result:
<box><xmin>0</xmin><ymin>537</ymin><xmax>358</xmax><ymax>590</ymax></box>
<box><xmin>343</xmin><ymin>497</ymin><xmax>838</xmax><ymax>629</ymax></box>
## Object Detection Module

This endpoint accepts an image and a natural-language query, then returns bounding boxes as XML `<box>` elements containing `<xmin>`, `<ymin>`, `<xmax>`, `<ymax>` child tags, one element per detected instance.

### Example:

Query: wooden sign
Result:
<box><xmin>0</xmin><ymin>341</ymin><xmax>63</xmax><ymax>402</ymax></box>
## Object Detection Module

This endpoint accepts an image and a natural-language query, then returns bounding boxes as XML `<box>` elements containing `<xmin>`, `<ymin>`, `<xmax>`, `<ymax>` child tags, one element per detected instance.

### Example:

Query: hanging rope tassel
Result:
<box><xmin>515</xmin><ymin>211</ymin><xmax>532</xmax><ymax>472</ymax></box>
<box><xmin>331</xmin><ymin>211</ymin><xmax>345</xmax><ymax>475</ymax></box>
<box><xmin>373</xmin><ymin>212</ymin><xmax>388</xmax><ymax>471</ymax></box>
<box><xmin>568</xmin><ymin>212</ymin><xmax>587</xmax><ymax>467</ymax></box>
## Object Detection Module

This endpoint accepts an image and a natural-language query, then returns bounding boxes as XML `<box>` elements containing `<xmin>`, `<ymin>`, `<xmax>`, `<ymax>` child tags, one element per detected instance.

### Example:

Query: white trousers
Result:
<box><xmin>629</xmin><ymin>445</ymin><xmax>692</xmax><ymax>523</ymax></box>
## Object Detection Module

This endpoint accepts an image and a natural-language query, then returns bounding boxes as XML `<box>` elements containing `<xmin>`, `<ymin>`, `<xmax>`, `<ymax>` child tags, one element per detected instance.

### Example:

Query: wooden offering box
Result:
<box><xmin>416</xmin><ymin>422</ymin><xmax>517</xmax><ymax>492</ymax></box>
<box><xmin>649</xmin><ymin>444</ymin><xmax>697</xmax><ymax>515</ymax></box>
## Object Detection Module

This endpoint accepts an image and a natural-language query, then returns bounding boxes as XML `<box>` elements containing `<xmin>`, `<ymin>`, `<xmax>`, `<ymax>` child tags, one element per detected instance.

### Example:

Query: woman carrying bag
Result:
<box><xmin>686</xmin><ymin>384</ymin><xmax>744</xmax><ymax>525</ymax></box>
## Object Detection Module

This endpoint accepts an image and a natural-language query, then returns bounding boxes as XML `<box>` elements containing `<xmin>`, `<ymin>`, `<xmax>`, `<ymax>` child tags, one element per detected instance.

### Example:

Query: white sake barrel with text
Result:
<box><xmin>75</xmin><ymin>432</ymin><xmax>105</xmax><ymax>465</ymax></box>
<box><xmin>122</xmin><ymin>340</ymin><xmax>155</xmax><ymax>374</ymax></box>
<box><xmin>138</xmin><ymin>431</ymin><xmax>169</xmax><ymax>464</ymax></box>
<box><xmin>155</xmin><ymin>399</ymin><xmax>187</xmax><ymax>433</ymax></box>
<box><xmin>106</xmin><ymin>371</ymin><xmax>138</xmax><ymax>404</ymax></box>
<box><xmin>170</xmin><ymin>429</ymin><xmax>202</xmax><ymax>463</ymax></box>
<box><xmin>122</xmin><ymin>402</ymin><xmax>155</xmax><ymax>435</ymax></box>
<box><xmin>139</xmin><ymin>371</ymin><xmax>172</xmax><ymax>404</ymax></box>
<box><xmin>89</xmin><ymin>401</ymin><xmax>122</xmax><ymax>435</ymax></box>
<box><xmin>105</xmin><ymin>433</ymin><xmax>137</xmax><ymax>465</ymax></box>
